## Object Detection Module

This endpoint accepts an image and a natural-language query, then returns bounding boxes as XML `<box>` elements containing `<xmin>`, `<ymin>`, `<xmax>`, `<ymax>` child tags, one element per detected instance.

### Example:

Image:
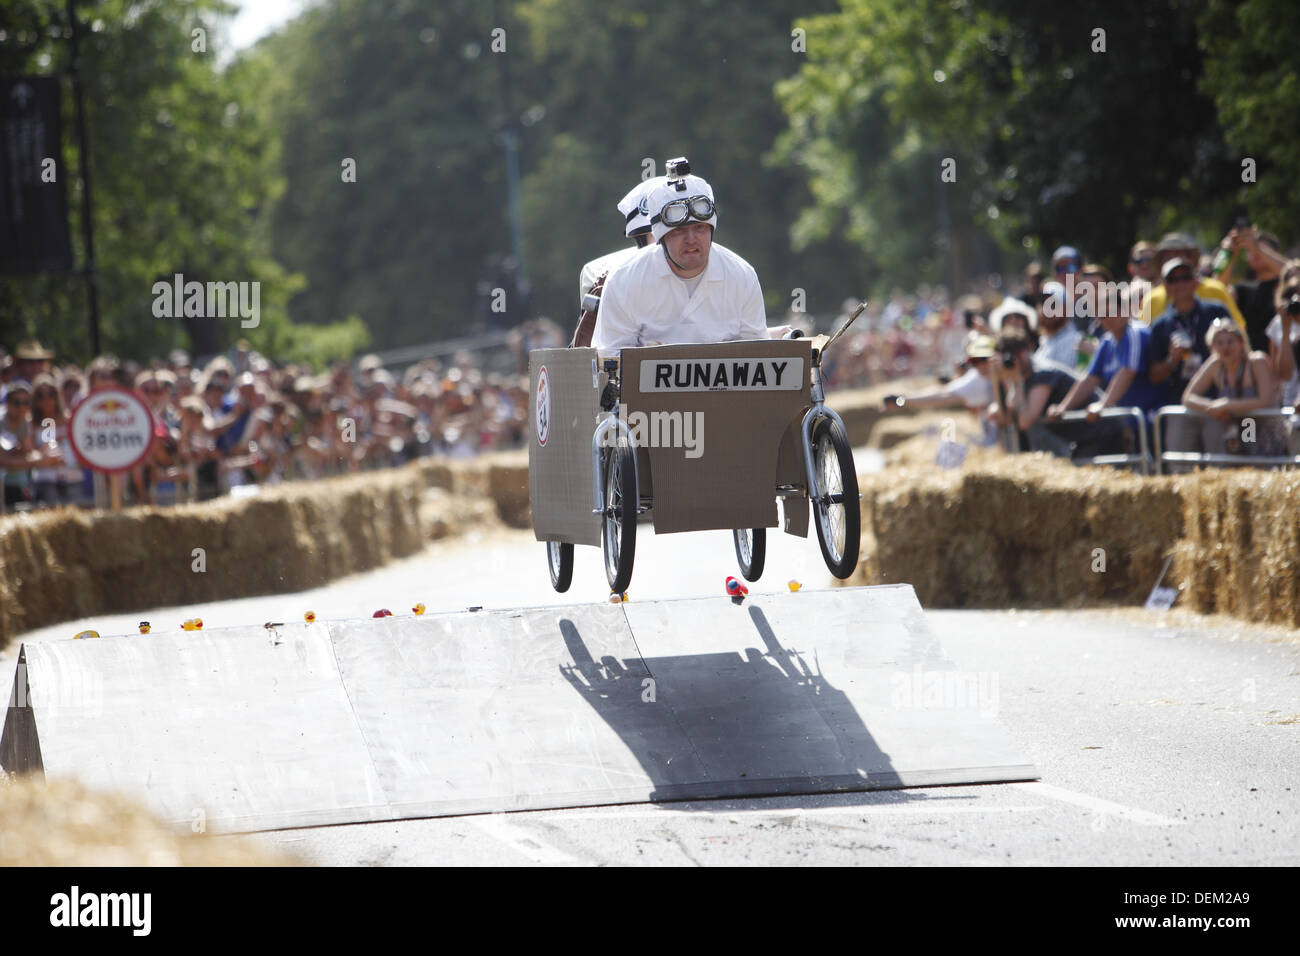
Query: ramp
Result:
<box><xmin>2</xmin><ymin>586</ymin><xmax>1035</xmax><ymax>832</ymax></box>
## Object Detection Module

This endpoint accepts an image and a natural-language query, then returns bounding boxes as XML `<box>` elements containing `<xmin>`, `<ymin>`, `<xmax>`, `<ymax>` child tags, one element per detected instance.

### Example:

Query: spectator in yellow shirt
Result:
<box><xmin>1140</xmin><ymin>232</ymin><xmax>1246</xmax><ymax>330</ymax></box>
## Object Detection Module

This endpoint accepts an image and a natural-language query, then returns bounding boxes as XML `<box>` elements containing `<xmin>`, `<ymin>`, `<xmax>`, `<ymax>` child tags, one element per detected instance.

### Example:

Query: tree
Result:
<box><xmin>0</xmin><ymin>0</ymin><xmax>339</xmax><ymax>364</ymax></box>
<box><xmin>1199</xmin><ymin>0</ymin><xmax>1300</xmax><ymax>240</ymax></box>
<box><xmin>775</xmin><ymin>0</ymin><xmax>1241</xmax><ymax>289</ymax></box>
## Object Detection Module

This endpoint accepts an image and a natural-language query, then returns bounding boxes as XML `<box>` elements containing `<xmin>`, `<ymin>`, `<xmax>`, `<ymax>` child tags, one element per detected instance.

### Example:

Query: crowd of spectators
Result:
<box><xmin>6</xmin><ymin>225</ymin><xmax>1297</xmax><ymax>514</ymax></box>
<box><xmin>878</xmin><ymin>226</ymin><xmax>1300</xmax><ymax>469</ymax></box>
<box><xmin>0</xmin><ymin>337</ymin><xmax>533</xmax><ymax>511</ymax></box>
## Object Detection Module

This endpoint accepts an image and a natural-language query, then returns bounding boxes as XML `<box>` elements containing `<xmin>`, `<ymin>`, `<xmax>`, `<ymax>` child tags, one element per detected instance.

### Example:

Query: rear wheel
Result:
<box><xmin>810</xmin><ymin>417</ymin><xmax>860</xmax><ymax>579</ymax></box>
<box><xmin>547</xmin><ymin>540</ymin><xmax>573</xmax><ymax>592</ymax></box>
<box><xmin>602</xmin><ymin>436</ymin><xmax>637</xmax><ymax>593</ymax></box>
<box><xmin>733</xmin><ymin>528</ymin><xmax>766</xmax><ymax>582</ymax></box>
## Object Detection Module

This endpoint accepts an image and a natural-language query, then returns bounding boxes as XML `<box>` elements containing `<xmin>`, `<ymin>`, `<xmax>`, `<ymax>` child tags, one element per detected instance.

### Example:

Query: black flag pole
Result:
<box><xmin>66</xmin><ymin>0</ymin><xmax>101</xmax><ymax>355</ymax></box>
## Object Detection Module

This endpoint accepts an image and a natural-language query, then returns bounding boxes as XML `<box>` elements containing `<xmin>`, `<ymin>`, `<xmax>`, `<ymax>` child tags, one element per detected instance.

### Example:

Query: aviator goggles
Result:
<box><xmin>653</xmin><ymin>194</ymin><xmax>716</xmax><ymax>229</ymax></box>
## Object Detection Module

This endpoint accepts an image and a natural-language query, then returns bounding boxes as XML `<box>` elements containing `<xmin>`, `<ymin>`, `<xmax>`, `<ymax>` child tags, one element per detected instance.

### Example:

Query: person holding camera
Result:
<box><xmin>1266</xmin><ymin>260</ymin><xmax>1300</xmax><ymax>449</ymax></box>
<box><xmin>1223</xmin><ymin>226</ymin><xmax>1287</xmax><ymax>351</ymax></box>
<box><xmin>990</xmin><ymin>328</ymin><xmax>1098</xmax><ymax>458</ymax></box>
<box><xmin>1182</xmin><ymin>317</ymin><xmax>1285</xmax><ymax>459</ymax></box>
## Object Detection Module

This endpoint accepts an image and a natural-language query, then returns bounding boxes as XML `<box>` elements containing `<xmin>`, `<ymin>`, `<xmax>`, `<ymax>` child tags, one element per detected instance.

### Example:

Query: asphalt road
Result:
<box><xmin>7</xmin><ymin>448</ymin><xmax>1297</xmax><ymax>866</ymax></box>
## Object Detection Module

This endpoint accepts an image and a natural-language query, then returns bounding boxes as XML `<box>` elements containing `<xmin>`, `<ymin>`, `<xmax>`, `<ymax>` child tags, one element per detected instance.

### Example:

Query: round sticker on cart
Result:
<box><xmin>68</xmin><ymin>387</ymin><xmax>157</xmax><ymax>473</ymax></box>
<box><xmin>536</xmin><ymin>365</ymin><xmax>550</xmax><ymax>446</ymax></box>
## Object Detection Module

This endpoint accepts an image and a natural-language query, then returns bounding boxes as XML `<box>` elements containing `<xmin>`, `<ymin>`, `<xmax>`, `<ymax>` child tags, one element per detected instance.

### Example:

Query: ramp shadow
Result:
<box><xmin>558</xmin><ymin>606</ymin><xmax>918</xmax><ymax>808</ymax></box>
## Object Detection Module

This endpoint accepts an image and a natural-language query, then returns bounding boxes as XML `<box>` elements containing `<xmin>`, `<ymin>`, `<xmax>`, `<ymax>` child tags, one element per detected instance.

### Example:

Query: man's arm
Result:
<box><xmin>1095</xmin><ymin>367</ymin><xmax>1135</xmax><ymax>411</ymax></box>
<box><xmin>737</xmin><ymin>267</ymin><xmax>768</xmax><ymax>340</ymax></box>
<box><xmin>1018</xmin><ymin>383</ymin><xmax>1053</xmax><ymax>431</ymax></box>
<box><xmin>591</xmin><ymin>269</ymin><xmax>639</xmax><ymax>350</ymax></box>
<box><xmin>1271</xmin><ymin>316</ymin><xmax>1296</xmax><ymax>391</ymax></box>
<box><xmin>1201</xmin><ymin>280</ymin><xmax>1247</xmax><ymax>331</ymax></box>
<box><xmin>1047</xmin><ymin>374</ymin><xmax>1101</xmax><ymax>419</ymax></box>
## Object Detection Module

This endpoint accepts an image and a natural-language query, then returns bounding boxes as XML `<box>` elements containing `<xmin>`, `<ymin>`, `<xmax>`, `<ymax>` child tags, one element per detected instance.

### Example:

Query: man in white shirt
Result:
<box><xmin>578</xmin><ymin>175</ymin><xmax>663</xmax><ymax>303</ymax></box>
<box><xmin>592</xmin><ymin>171</ymin><xmax>770</xmax><ymax>350</ymax></box>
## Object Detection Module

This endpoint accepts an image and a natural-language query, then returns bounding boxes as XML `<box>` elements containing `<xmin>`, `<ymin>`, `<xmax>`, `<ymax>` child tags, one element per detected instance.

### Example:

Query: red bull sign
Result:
<box><xmin>68</xmin><ymin>387</ymin><xmax>157</xmax><ymax>473</ymax></box>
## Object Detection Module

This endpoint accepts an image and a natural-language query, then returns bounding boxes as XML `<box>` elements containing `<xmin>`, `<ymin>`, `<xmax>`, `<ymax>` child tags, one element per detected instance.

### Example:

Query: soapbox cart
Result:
<box><xmin>528</xmin><ymin>335</ymin><xmax>860</xmax><ymax>594</ymax></box>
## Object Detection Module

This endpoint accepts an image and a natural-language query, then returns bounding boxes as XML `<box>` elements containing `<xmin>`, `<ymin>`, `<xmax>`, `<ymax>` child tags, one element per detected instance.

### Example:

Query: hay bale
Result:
<box><xmin>0</xmin><ymin>775</ymin><xmax>297</xmax><ymax>866</ymax></box>
<box><xmin>488</xmin><ymin>460</ymin><xmax>531</xmax><ymax>528</ymax></box>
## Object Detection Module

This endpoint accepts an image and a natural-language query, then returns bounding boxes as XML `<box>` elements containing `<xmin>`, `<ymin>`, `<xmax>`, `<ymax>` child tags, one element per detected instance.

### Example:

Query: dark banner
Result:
<box><xmin>0</xmin><ymin>75</ymin><xmax>74</xmax><ymax>274</ymax></box>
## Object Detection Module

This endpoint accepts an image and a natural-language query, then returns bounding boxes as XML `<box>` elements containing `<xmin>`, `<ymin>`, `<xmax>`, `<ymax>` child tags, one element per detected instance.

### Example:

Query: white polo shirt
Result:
<box><xmin>578</xmin><ymin>246</ymin><xmax>641</xmax><ymax>302</ymax></box>
<box><xmin>591</xmin><ymin>241</ymin><xmax>768</xmax><ymax>349</ymax></box>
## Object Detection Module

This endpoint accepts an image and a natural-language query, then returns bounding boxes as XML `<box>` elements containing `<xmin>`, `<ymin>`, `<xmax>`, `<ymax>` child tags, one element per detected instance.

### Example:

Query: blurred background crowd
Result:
<box><xmin>0</xmin><ymin>334</ymin><xmax>546</xmax><ymax>509</ymax></box>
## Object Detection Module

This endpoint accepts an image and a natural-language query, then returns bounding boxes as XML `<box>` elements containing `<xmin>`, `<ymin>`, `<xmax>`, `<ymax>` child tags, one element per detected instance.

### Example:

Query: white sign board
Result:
<box><xmin>68</xmin><ymin>387</ymin><xmax>156</xmax><ymax>473</ymax></box>
<box><xmin>638</xmin><ymin>357</ymin><xmax>804</xmax><ymax>392</ymax></box>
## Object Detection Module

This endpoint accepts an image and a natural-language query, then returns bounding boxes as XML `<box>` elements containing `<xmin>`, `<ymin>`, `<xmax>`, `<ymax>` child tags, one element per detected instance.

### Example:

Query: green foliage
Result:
<box><xmin>1199</xmin><ymin>0</ymin><xmax>1300</xmax><ymax>236</ymax></box>
<box><xmin>0</xmin><ymin>0</ymin><xmax>304</xmax><ymax>364</ymax></box>
<box><xmin>252</xmin><ymin>0</ymin><xmax>510</xmax><ymax>347</ymax></box>
<box><xmin>776</xmin><ymin>0</ymin><xmax>1249</xmax><ymax>287</ymax></box>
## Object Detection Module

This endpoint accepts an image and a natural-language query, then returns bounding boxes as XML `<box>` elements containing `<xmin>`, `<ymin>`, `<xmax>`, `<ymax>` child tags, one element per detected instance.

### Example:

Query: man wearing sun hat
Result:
<box><xmin>13</xmin><ymin>339</ymin><xmax>54</xmax><ymax>383</ymax></box>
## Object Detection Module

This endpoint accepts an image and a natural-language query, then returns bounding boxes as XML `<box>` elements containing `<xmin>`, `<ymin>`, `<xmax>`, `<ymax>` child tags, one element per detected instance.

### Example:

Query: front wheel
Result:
<box><xmin>601</xmin><ymin>436</ymin><xmax>637</xmax><ymax>593</ymax></box>
<box><xmin>547</xmin><ymin>540</ymin><xmax>574</xmax><ymax>592</ymax></box>
<box><xmin>733</xmin><ymin>528</ymin><xmax>766</xmax><ymax>582</ymax></box>
<box><xmin>810</xmin><ymin>417</ymin><xmax>860</xmax><ymax>579</ymax></box>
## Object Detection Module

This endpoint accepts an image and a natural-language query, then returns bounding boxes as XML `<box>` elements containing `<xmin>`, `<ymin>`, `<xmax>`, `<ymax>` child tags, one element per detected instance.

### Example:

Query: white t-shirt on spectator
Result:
<box><xmin>943</xmin><ymin>366</ymin><xmax>993</xmax><ymax>410</ymax></box>
<box><xmin>1265</xmin><ymin>313</ymin><xmax>1300</xmax><ymax>406</ymax></box>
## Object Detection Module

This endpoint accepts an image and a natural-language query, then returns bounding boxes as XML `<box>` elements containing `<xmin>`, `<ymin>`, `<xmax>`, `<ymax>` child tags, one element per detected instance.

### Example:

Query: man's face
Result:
<box><xmin>662</xmin><ymin>223</ymin><xmax>712</xmax><ymax>276</ymax></box>
<box><xmin>1130</xmin><ymin>250</ymin><xmax>1158</xmax><ymax>282</ymax></box>
<box><xmin>1166</xmin><ymin>268</ymin><xmax>1196</xmax><ymax>309</ymax></box>
<box><xmin>1052</xmin><ymin>257</ymin><xmax>1079</xmax><ymax>281</ymax></box>
<box><xmin>4</xmin><ymin>391</ymin><xmax>31</xmax><ymax>421</ymax></box>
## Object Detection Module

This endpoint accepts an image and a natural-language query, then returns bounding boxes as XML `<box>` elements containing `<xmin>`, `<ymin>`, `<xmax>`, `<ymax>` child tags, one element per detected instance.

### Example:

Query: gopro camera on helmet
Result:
<box><xmin>665</xmin><ymin>157</ymin><xmax>690</xmax><ymax>178</ymax></box>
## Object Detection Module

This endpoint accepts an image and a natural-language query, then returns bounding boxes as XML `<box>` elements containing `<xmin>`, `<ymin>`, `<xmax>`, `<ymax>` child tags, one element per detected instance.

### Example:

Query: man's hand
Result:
<box><xmin>1085</xmin><ymin>401</ymin><xmax>1105</xmax><ymax>423</ymax></box>
<box><xmin>1045</xmin><ymin>403</ymin><xmax>1064</xmax><ymax>422</ymax></box>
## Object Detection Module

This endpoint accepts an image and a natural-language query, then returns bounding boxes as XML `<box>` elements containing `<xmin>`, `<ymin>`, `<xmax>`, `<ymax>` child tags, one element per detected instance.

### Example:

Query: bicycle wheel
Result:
<box><xmin>733</xmin><ymin>527</ymin><xmax>766</xmax><ymax>582</ymax></box>
<box><xmin>601</xmin><ymin>436</ymin><xmax>637</xmax><ymax>593</ymax></box>
<box><xmin>809</xmin><ymin>417</ymin><xmax>860</xmax><ymax>579</ymax></box>
<box><xmin>547</xmin><ymin>540</ymin><xmax>574</xmax><ymax>592</ymax></box>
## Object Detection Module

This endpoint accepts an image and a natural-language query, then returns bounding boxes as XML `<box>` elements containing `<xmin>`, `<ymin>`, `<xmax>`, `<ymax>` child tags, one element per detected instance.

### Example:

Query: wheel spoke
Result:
<box><xmin>816</xmin><ymin>434</ymin><xmax>846</xmax><ymax>557</ymax></box>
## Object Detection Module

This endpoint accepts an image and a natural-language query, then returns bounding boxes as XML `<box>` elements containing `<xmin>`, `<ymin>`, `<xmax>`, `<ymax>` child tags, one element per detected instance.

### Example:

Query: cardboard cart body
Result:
<box><xmin>529</xmin><ymin>339</ymin><xmax>860</xmax><ymax>593</ymax></box>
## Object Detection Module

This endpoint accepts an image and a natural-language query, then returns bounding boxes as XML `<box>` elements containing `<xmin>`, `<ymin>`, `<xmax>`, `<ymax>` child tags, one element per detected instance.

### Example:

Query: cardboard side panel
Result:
<box><xmin>529</xmin><ymin>348</ymin><xmax>603</xmax><ymax>546</ymax></box>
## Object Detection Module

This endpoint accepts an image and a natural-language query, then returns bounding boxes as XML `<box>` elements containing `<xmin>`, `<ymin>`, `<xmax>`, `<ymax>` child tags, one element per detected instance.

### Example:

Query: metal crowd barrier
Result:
<box><xmin>1153</xmin><ymin>405</ymin><xmax>1300</xmax><ymax>474</ymax></box>
<box><xmin>1051</xmin><ymin>406</ymin><xmax>1153</xmax><ymax>474</ymax></box>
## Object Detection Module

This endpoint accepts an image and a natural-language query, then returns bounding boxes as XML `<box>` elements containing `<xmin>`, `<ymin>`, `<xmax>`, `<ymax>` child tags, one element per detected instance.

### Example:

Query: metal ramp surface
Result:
<box><xmin>2</xmin><ymin>586</ymin><xmax>1036</xmax><ymax>832</ymax></box>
